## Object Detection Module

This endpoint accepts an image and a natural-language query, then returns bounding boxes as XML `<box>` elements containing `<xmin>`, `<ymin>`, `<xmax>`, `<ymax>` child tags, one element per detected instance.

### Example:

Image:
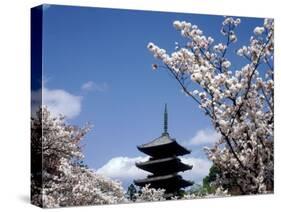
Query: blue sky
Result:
<box><xmin>39</xmin><ymin>4</ymin><xmax>264</xmax><ymax>189</ymax></box>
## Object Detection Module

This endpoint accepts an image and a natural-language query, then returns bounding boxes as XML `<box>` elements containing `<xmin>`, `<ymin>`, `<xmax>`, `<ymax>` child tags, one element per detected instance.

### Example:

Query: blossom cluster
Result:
<box><xmin>134</xmin><ymin>184</ymin><xmax>166</xmax><ymax>202</ymax></box>
<box><xmin>31</xmin><ymin>107</ymin><xmax>125</xmax><ymax>208</ymax></box>
<box><xmin>180</xmin><ymin>186</ymin><xmax>229</xmax><ymax>200</ymax></box>
<box><xmin>147</xmin><ymin>17</ymin><xmax>274</xmax><ymax>194</ymax></box>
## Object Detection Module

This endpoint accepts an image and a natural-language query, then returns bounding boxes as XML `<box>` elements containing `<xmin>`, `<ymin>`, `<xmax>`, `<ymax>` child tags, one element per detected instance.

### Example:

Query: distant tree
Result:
<box><xmin>31</xmin><ymin>107</ymin><xmax>125</xmax><ymax>208</ymax></box>
<box><xmin>147</xmin><ymin>17</ymin><xmax>274</xmax><ymax>194</ymax></box>
<box><xmin>126</xmin><ymin>184</ymin><xmax>137</xmax><ymax>201</ymax></box>
<box><xmin>176</xmin><ymin>189</ymin><xmax>187</xmax><ymax>198</ymax></box>
<box><xmin>187</xmin><ymin>184</ymin><xmax>207</xmax><ymax>196</ymax></box>
<box><xmin>203</xmin><ymin>165</ymin><xmax>221</xmax><ymax>193</ymax></box>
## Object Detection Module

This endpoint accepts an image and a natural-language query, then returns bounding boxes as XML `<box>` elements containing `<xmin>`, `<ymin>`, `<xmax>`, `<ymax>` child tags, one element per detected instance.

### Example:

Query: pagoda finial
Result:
<box><xmin>163</xmin><ymin>104</ymin><xmax>168</xmax><ymax>135</ymax></box>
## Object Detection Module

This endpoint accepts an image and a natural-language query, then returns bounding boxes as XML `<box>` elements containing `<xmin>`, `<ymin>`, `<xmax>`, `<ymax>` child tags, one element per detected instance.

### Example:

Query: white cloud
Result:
<box><xmin>81</xmin><ymin>81</ymin><xmax>94</xmax><ymax>91</ymax></box>
<box><xmin>180</xmin><ymin>157</ymin><xmax>212</xmax><ymax>183</ymax></box>
<box><xmin>187</xmin><ymin>128</ymin><xmax>220</xmax><ymax>146</ymax></box>
<box><xmin>81</xmin><ymin>81</ymin><xmax>109</xmax><ymax>92</ymax></box>
<box><xmin>96</xmin><ymin>156</ymin><xmax>149</xmax><ymax>181</ymax></box>
<box><xmin>96</xmin><ymin>155</ymin><xmax>212</xmax><ymax>186</ymax></box>
<box><xmin>31</xmin><ymin>87</ymin><xmax>82</xmax><ymax>119</ymax></box>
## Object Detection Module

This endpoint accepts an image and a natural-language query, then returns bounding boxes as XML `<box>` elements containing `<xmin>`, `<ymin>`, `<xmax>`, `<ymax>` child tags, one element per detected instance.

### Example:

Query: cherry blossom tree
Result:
<box><xmin>147</xmin><ymin>17</ymin><xmax>274</xmax><ymax>194</ymax></box>
<box><xmin>31</xmin><ymin>107</ymin><xmax>125</xmax><ymax>208</ymax></box>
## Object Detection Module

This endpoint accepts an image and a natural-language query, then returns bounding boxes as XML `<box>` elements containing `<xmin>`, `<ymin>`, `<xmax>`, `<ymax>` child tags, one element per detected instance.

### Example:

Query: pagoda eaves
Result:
<box><xmin>137</xmin><ymin>134</ymin><xmax>191</xmax><ymax>157</ymax></box>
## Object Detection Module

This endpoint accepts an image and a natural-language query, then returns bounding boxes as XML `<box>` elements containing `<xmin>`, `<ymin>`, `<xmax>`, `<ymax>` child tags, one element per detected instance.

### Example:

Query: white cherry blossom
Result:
<box><xmin>147</xmin><ymin>17</ymin><xmax>274</xmax><ymax>195</ymax></box>
<box><xmin>31</xmin><ymin>107</ymin><xmax>125</xmax><ymax>207</ymax></box>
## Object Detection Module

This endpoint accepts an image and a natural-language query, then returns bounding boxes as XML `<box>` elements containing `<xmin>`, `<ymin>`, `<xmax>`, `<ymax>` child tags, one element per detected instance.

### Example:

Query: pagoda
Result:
<box><xmin>134</xmin><ymin>104</ymin><xmax>194</xmax><ymax>197</ymax></box>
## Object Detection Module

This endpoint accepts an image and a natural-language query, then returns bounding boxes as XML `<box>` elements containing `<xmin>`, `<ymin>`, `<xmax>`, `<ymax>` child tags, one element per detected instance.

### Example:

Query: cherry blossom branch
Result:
<box><xmin>147</xmin><ymin>17</ymin><xmax>274</xmax><ymax>194</ymax></box>
<box><xmin>165</xmin><ymin>65</ymin><xmax>213</xmax><ymax>118</ymax></box>
<box><xmin>230</xmin><ymin>30</ymin><xmax>273</xmax><ymax>129</ymax></box>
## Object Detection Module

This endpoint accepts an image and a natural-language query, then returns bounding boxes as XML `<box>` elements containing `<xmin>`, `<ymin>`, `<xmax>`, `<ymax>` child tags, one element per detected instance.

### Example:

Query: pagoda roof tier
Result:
<box><xmin>134</xmin><ymin>174</ymin><xmax>194</xmax><ymax>190</ymax></box>
<box><xmin>137</xmin><ymin>134</ymin><xmax>191</xmax><ymax>157</ymax></box>
<box><xmin>136</xmin><ymin>156</ymin><xmax>192</xmax><ymax>174</ymax></box>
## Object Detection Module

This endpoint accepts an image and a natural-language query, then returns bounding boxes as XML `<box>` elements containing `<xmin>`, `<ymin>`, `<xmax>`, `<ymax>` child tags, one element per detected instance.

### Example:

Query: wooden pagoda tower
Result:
<box><xmin>134</xmin><ymin>104</ymin><xmax>194</xmax><ymax>197</ymax></box>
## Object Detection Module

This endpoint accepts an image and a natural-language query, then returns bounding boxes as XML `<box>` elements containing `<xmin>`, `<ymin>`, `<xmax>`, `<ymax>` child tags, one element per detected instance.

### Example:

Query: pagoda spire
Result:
<box><xmin>163</xmin><ymin>104</ymin><xmax>168</xmax><ymax>135</ymax></box>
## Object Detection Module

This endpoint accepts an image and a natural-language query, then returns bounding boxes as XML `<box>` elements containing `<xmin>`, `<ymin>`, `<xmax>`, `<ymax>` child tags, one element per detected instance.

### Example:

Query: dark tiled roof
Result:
<box><xmin>135</xmin><ymin>156</ymin><xmax>193</xmax><ymax>173</ymax></box>
<box><xmin>134</xmin><ymin>173</ymin><xmax>194</xmax><ymax>188</ymax></box>
<box><xmin>138</xmin><ymin>134</ymin><xmax>174</xmax><ymax>148</ymax></box>
<box><xmin>137</xmin><ymin>133</ymin><xmax>191</xmax><ymax>156</ymax></box>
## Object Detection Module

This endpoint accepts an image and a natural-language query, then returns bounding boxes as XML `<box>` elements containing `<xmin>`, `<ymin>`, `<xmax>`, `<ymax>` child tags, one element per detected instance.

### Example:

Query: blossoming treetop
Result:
<box><xmin>147</xmin><ymin>17</ymin><xmax>274</xmax><ymax>194</ymax></box>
